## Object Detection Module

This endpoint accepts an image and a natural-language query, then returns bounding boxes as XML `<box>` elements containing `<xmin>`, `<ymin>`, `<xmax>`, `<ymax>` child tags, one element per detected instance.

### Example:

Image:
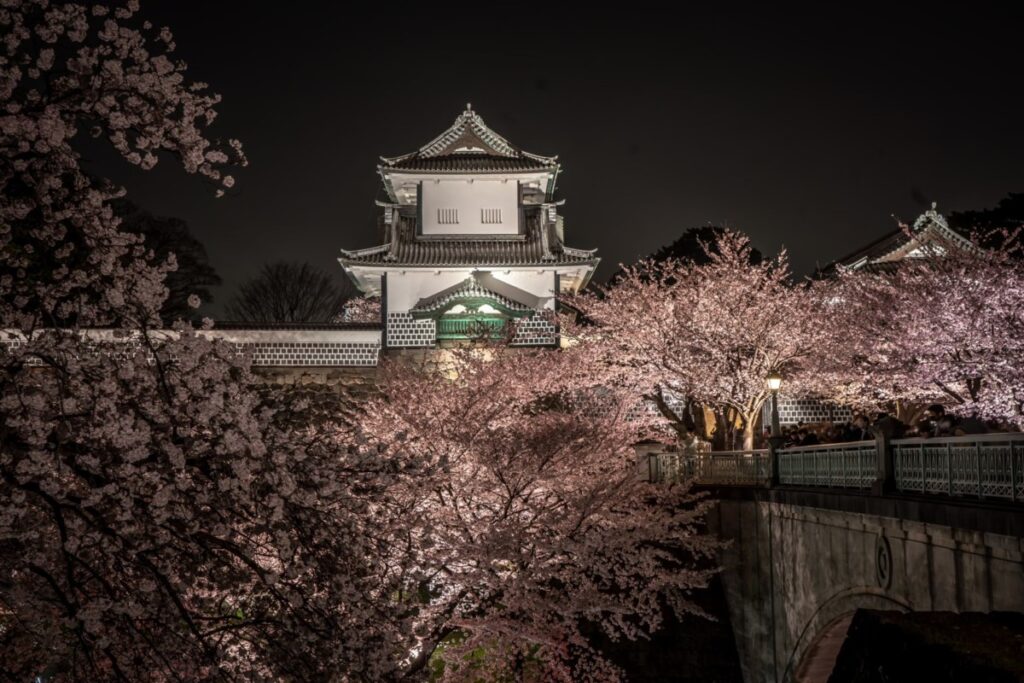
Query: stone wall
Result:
<box><xmin>253</xmin><ymin>365</ymin><xmax>378</xmax><ymax>387</ymax></box>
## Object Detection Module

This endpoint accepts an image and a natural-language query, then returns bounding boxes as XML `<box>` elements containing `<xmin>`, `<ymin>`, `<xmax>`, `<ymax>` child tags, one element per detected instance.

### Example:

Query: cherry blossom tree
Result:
<box><xmin>356</xmin><ymin>347</ymin><xmax>719</xmax><ymax>682</ymax></box>
<box><xmin>113</xmin><ymin>199</ymin><xmax>222</xmax><ymax>323</ymax></box>
<box><xmin>338</xmin><ymin>294</ymin><xmax>382</xmax><ymax>324</ymax></box>
<box><xmin>567</xmin><ymin>230</ymin><xmax>829</xmax><ymax>450</ymax></box>
<box><xmin>0</xmin><ymin>3</ymin><xmax>410</xmax><ymax>680</ymax></box>
<box><xmin>0</xmin><ymin>6</ymin><xmax>720</xmax><ymax>680</ymax></box>
<box><xmin>815</xmin><ymin>228</ymin><xmax>1024</xmax><ymax>423</ymax></box>
<box><xmin>1</xmin><ymin>325</ymin><xmax>416</xmax><ymax>681</ymax></box>
<box><xmin>1</xmin><ymin>0</ymin><xmax>246</xmax><ymax>331</ymax></box>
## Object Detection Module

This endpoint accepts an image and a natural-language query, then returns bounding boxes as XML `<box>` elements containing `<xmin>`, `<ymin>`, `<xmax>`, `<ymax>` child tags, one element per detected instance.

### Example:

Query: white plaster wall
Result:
<box><xmin>384</xmin><ymin>171</ymin><xmax>550</xmax><ymax>206</ymax></box>
<box><xmin>421</xmin><ymin>180</ymin><xmax>518</xmax><ymax>235</ymax></box>
<box><xmin>490</xmin><ymin>271</ymin><xmax>557</xmax><ymax>309</ymax></box>
<box><xmin>387</xmin><ymin>271</ymin><xmax>470</xmax><ymax>311</ymax></box>
<box><xmin>386</xmin><ymin>270</ymin><xmax>558</xmax><ymax>312</ymax></box>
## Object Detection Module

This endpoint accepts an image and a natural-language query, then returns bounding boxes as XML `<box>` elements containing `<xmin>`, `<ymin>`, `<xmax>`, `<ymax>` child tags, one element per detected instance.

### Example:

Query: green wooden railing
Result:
<box><xmin>435</xmin><ymin>317</ymin><xmax>509</xmax><ymax>340</ymax></box>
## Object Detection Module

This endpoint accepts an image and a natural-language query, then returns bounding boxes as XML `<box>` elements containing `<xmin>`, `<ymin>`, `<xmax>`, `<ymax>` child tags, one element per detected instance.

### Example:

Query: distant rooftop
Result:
<box><xmin>820</xmin><ymin>203</ymin><xmax>975</xmax><ymax>275</ymax></box>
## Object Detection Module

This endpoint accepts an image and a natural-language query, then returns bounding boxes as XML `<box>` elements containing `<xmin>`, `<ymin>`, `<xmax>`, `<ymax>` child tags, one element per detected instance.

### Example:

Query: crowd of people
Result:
<box><xmin>763</xmin><ymin>404</ymin><xmax>1017</xmax><ymax>448</ymax></box>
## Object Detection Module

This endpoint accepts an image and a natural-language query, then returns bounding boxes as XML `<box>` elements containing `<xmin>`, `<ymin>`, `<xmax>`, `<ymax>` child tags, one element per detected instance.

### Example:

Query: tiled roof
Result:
<box><xmin>383</xmin><ymin>154</ymin><xmax>555</xmax><ymax>173</ymax></box>
<box><xmin>380</xmin><ymin>105</ymin><xmax>557</xmax><ymax>174</ymax></box>
<box><xmin>339</xmin><ymin>215</ymin><xmax>598</xmax><ymax>268</ymax></box>
<box><xmin>340</xmin><ymin>239</ymin><xmax>597</xmax><ymax>267</ymax></box>
<box><xmin>821</xmin><ymin>204</ymin><xmax>975</xmax><ymax>275</ymax></box>
<box><xmin>826</xmin><ymin>229</ymin><xmax>907</xmax><ymax>271</ymax></box>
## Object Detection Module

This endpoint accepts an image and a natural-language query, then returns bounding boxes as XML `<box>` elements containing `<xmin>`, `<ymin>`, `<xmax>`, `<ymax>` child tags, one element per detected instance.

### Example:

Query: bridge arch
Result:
<box><xmin>785</xmin><ymin>587</ymin><xmax>911</xmax><ymax>683</ymax></box>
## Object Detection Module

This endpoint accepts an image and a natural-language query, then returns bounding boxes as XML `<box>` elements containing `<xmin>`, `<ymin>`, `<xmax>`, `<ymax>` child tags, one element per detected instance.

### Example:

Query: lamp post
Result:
<box><xmin>765</xmin><ymin>370</ymin><xmax>784</xmax><ymax>486</ymax></box>
<box><xmin>766</xmin><ymin>370</ymin><xmax>783</xmax><ymax>438</ymax></box>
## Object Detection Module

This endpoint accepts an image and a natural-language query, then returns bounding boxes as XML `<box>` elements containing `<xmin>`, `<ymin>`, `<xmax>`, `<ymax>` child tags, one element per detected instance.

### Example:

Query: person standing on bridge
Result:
<box><xmin>850</xmin><ymin>413</ymin><xmax>873</xmax><ymax>441</ymax></box>
<box><xmin>872</xmin><ymin>412</ymin><xmax>907</xmax><ymax>439</ymax></box>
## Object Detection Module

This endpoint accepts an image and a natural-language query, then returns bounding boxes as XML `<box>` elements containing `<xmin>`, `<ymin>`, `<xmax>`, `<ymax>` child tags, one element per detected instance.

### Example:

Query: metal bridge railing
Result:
<box><xmin>892</xmin><ymin>433</ymin><xmax>1024</xmax><ymax>502</ymax></box>
<box><xmin>645</xmin><ymin>433</ymin><xmax>1024</xmax><ymax>503</ymax></box>
<box><xmin>777</xmin><ymin>441</ymin><xmax>877</xmax><ymax>489</ymax></box>
<box><xmin>647</xmin><ymin>450</ymin><xmax>770</xmax><ymax>486</ymax></box>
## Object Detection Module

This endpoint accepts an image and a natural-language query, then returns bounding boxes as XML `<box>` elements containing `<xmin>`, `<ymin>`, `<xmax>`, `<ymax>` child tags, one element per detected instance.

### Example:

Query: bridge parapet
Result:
<box><xmin>648</xmin><ymin>433</ymin><xmax>1024</xmax><ymax>504</ymax></box>
<box><xmin>893</xmin><ymin>433</ymin><xmax>1024</xmax><ymax>500</ymax></box>
<box><xmin>777</xmin><ymin>441</ymin><xmax>876</xmax><ymax>489</ymax></box>
<box><xmin>647</xmin><ymin>449</ymin><xmax>770</xmax><ymax>486</ymax></box>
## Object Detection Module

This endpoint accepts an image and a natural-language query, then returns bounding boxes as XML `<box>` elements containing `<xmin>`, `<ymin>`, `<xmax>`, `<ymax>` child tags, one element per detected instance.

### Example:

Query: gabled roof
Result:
<box><xmin>823</xmin><ymin>204</ymin><xmax>977</xmax><ymax>275</ymax></box>
<box><xmin>410</xmin><ymin>274</ymin><xmax>542</xmax><ymax>317</ymax></box>
<box><xmin>379</xmin><ymin>104</ymin><xmax>558</xmax><ymax>174</ymax></box>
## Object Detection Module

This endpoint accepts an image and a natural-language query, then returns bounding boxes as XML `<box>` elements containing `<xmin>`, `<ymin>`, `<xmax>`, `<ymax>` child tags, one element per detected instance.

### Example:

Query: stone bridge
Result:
<box><xmin>647</xmin><ymin>434</ymin><xmax>1024</xmax><ymax>682</ymax></box>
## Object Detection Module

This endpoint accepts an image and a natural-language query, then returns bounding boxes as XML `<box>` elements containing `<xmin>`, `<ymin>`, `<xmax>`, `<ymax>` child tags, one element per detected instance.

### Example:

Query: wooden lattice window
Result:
<box><xmin>437</xmin><ymin>208</ymin><xmax>459</xmax><ymax>224</ymax></box>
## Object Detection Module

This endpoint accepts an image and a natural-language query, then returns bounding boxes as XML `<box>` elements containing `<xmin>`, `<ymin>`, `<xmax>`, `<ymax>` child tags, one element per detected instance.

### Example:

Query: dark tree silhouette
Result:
<box><xmin>647</xmin><ymin>225</ymin><xmax>763</xmax><ymax>265</ymax></box>
<box><xmin>226</xmin><ymin>261</ymin><xmax>353</xmax><ymax>323</ymax></box>
<box><xmin>608</xmin><ymin>225</ymin><xmax>763</xmax><ymax>285</ymax></box>
<box><xmin>113</xmin><ymin>199</ymin><xmax>222</xmax><ymax>323</ymax></box>
<box><xmin>950</xmin><ymin>192</ymin><xmax>1024</xmax><ymax>250</ymax></box>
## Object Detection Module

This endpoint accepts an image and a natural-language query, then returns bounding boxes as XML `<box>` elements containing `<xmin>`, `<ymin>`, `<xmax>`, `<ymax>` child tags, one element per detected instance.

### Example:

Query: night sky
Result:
<box><xmin>90</xmin><ymin>3</ymin><xmax>1024</xmax><ymax>315</ymax></box>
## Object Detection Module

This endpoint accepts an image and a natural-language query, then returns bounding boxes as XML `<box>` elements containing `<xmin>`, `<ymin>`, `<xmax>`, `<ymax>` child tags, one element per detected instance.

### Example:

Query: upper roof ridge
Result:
<box><xmin>379</xmin><ymin>106</ymin><xmax>557</xmax><ymax>168</ymax></box>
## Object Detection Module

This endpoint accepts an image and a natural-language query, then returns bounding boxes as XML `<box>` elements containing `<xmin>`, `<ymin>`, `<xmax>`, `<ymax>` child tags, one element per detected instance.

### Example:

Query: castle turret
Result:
<box><xmin>339</xmin><ymin>105</ymin><xmax>599</xmax><ymax>348</ymax></box>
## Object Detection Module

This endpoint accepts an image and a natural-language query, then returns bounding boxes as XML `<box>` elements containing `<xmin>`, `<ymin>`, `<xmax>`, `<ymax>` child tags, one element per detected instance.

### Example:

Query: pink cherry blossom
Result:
<box><xmin>0</xmin><ymin>3</ymin><xmax>403</xmax><ymax>680</ymax></box>
<box><xmin>810</xmin><ymin>227</ymin><xmax>1024</xmax><ymax>423</ymax></box>
<box><xmin>337</xmin><ymin>295</ymin><xmax>381</xmax><ymax>323</ymax></box>
<box><xmin>566</xmin><ymin>230</ymin><xmax>830</xmax><ymax>449</ymax></box>
<box><xmin>356</xmin><ymin>346</ymin><xmax>720</xmax><ymax>681</ymax></box>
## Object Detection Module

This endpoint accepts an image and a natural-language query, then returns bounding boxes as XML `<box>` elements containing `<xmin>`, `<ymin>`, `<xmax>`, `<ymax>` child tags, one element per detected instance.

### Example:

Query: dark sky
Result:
<box><xmin>91</xmin><ymin>3</ymin><xmax>1024</xmax><ymax>315</ymax></box>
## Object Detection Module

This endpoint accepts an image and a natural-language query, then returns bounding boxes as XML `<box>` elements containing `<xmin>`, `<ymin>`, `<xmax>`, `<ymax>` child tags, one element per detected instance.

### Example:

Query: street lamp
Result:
<box><xmin>766</xmin><ymin>370</ymin><xmax>783</xmax><ymax>437</ymax></box>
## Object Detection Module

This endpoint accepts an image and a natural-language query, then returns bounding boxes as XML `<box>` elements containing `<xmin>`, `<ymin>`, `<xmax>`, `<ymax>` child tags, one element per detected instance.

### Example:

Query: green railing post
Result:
<box><xmin>947</xmin><ymin>443</ymin><xmax>953</xmax><ymax>496</ymax></box>
<box><xmin>1012</xmin><ymin>441</ymin><xmax>1018</xmax><ymax>503</ymax></box>
<box><xmin>768</xmin><ymin>437</ymin><xmax>785</xmax><ymax>487</ymax></box>
<box><xmin>977</xmin><ymin>442</ymin><xmax>984</xmax><ymax>499</ymax></box>
<box><xmin>920</xmin><ymin>444</ymin><xmax>926</xmax><ymax>492</ymax></box>
<box><xmin>871</xmin><ymin>427</ymin><xmax>894</xmax><ymax>496</ymax></box>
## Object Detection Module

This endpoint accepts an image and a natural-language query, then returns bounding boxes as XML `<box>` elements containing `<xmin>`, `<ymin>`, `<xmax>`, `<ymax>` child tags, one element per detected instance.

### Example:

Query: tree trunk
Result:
<box><xmin>741</xmin><ymin>415</ymin><xmax>756</xmax><ymax>451</ymax></box>
<box><xmin>651</xmin><ymin>390</ymin><xmax>689</xmax><ymax>440</ymax></box>
<box><xmin>712</xmin><ymin>409</ymin><xmax>729</xmax><ymax>451</ymax></box>
<box><xmin>894</xmin><ymin>400</ymin><xmax>925</xmax><ymax>426</ymax></box>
